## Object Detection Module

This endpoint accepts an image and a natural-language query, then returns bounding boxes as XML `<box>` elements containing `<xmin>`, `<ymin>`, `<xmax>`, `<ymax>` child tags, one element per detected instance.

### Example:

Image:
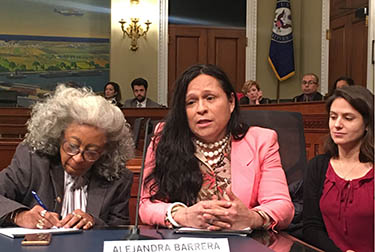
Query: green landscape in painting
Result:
<box><xmin>0</xmin><ymin>0</ymin><xmax>111</xmax><ymax>106</ymax></box>
<box><xmin>0</xmin><ymin>38</ymin><xmax>110</xmax><ymax>107</ymax></box>
<box><xmin>0</xmin><ymin>40</ymin><xmax>109</xmax><ymax>73</ymax></box>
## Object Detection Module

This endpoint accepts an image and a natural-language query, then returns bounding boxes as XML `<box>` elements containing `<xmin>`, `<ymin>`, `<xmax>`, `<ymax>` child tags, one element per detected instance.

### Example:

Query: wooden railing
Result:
<box><xmin>0</xmin><ymin>102</ymin><xmax>328</xmax><ymax>224</ymax></box>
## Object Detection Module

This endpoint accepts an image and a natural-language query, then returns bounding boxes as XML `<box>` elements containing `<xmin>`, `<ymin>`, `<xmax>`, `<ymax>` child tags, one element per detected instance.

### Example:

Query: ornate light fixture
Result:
<box><xmin>119</xmin><ymin>0</ymin><xmax>152</xmax><ymax>51</ymax></box>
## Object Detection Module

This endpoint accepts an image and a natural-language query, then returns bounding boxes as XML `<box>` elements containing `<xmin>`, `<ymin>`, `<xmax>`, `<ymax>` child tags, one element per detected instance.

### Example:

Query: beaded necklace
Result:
<box><xmin>195</xmin><ymin>134</ymin><xmax>230</xmax><ymax>166</ymax></box>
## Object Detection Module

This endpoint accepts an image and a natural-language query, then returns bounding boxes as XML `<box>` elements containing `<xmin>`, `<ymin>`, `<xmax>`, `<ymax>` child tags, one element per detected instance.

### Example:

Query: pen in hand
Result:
<box><xmin>31</xmin><ymin>190</ymin><xmax>48</xmax><ymax>210</ymax></box>
<box><xmin>31</xmin><ymin>191</ymin><xmax>61</xmax><ymax>229</ymax></box>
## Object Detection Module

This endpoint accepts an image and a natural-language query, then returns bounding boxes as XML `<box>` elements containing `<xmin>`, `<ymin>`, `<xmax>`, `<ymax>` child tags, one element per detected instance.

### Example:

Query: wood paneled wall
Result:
<box><xmin>329</xmin><ymin>0</ymin><xmax>368</xmax><ymax>87</ymax></box>
<box><xmin>168</xmin><ymin>25</ymin><xmax>246</xmax><ymax>105</ymax></box>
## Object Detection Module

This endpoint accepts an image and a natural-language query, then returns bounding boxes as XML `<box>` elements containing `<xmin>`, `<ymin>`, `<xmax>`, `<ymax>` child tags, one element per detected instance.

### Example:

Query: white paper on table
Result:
<box><xmin>0</xmin><ymin>227</ymin><xmax>82</xmax><ymax>238</ymax></box>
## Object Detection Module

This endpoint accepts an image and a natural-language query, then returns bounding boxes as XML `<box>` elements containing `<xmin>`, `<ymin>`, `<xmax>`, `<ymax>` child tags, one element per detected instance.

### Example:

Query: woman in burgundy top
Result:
<box><xmin>303</xmin><ymin>85</ymin><xmax>374</xmax><ymax>252</ymax></box>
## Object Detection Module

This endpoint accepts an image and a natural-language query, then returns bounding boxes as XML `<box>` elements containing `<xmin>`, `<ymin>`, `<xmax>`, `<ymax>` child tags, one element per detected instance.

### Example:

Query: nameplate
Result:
<box><xmin>103</xmin><ymin>238</ymin><xmax>230</xmax><ymax>252</ymax></box>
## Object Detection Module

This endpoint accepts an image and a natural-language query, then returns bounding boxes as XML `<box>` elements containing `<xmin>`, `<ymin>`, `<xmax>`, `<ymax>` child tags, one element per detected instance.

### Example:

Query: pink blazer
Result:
<box><xmin>139</xmin><ymin>126</ymin><xmax>294</xmax><ymax>229</ymax></box>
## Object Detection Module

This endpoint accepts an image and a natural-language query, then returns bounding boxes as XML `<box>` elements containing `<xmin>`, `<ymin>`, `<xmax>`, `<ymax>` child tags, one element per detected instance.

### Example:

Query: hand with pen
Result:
<box><xmin>13</xmin><ymin>204</ymin><xmax>60</xmax><ymax>229</ymax></box>
<box><xmin>0</xmin><ymin>86</ymin><xmax>133</xmax><ymax>230</ymax></box>
<box><xmin>13</xmin><ymin>191</ymin><xmax>94</xmax><ymax>230</ymax></box>
<box><xmin>14</xmin><ymin>207</ymin><xmax>94</xmax><ymax>230</ymax></box>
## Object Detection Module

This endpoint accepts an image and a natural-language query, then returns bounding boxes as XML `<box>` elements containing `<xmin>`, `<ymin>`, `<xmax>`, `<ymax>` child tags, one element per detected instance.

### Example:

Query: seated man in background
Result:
<box><xmin>0</xmin><ymin>85</ymin><xmax>134</xmax><ymax>229</ymax></box>
<box><xmin>124</xmin><ymin>78</ymin><xmax>161</xmax><ymax>108</ymax></box>
<box><xmin>293</xmin><ymin>73</ymin><xmax>323</xmax><ymax>102</ymax></box>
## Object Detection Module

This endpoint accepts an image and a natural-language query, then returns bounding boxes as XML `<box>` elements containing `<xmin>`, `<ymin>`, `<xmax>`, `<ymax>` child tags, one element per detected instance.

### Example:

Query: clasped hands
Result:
<box><xmin>172</xmin><ymin>186</ymin><xmax>263</xmax><ymax>230</ymax></box>
<box><xmin>14</xmin><ymin>205</ymin><xmax>94</xmax><ymax>230</ymax></box>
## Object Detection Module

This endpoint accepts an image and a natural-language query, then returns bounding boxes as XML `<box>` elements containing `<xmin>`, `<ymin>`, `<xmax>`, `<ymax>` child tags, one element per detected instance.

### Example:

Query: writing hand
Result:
<box><xmin>15</xmin><ymin>205</ymin><xmax>60</xmax><ymax>229</ymax></box>
<box><xmin>59</xmin><ymin>209</ymin><xmax>94</xmax><ymax>230</ymax></box>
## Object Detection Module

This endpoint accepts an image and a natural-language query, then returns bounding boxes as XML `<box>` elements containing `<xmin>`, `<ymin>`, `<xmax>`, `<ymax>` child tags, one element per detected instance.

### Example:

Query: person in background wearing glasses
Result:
<box><xmin>293</xmin><ymin>73</ymin><xmax>324</xmax><ymax>102</ymax></box>
<box><xmin>0</xmin><ymin>85</ymin><xmax>134</xmax><ymax>230</ymax></box>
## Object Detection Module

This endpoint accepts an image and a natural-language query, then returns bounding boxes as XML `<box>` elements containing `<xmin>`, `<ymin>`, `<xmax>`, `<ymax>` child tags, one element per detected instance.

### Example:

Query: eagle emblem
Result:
<box><xmin>273</xmin><ymin>8</ymin><xmax>292</xmax><ymax>37</ymax></box>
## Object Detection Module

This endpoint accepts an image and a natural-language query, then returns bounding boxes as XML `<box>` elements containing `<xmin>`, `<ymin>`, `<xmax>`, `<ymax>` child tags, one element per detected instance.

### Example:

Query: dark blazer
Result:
<box><xmin>0</xmin><ymin>143</ymin><xmax>133</xmax><ymax>227</ymax></box>
<box><xmin>123</xmin><ymin>98</ymin><xmax>161</xmax><ymax>108</ymax></box>
<box><xmin>293</xmin><ymin>92</ymin><xmax>323</xmax><ymax>102</ymax></box>
<box><xmin>239</xmin><ymin>96</ymin><xmax>271</xmax><ymax>105</ymax></box>
<box><xmin>109</xmin><ymin>98</ymin><xmax>123</xmax><ymax>108</ymax></box>
<box><xmin>303</xmin><ymin>154</ymin><xmax>341</xmax><ymax>252</ymax></box>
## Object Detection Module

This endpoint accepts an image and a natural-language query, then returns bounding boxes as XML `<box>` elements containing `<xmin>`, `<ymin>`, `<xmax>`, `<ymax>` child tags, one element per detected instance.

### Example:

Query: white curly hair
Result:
<box><xmin>24</xmin><ymin>84</ymin><xmax>134</xmax><ymax>181</ymax></box>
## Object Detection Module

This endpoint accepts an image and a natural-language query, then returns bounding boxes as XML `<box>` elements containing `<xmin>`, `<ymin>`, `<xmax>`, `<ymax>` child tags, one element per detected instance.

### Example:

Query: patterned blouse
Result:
<box><xmin>194</xmin><ymin>142</ymin><xmax>232</xmax><ymax>202</ymax></box>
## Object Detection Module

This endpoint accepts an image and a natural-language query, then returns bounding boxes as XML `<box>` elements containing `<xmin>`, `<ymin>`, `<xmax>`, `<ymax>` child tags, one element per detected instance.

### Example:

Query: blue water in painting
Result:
<box><xmin>0</xmin><ymin>70</ymin><xmax>109</xmax><ymax>92</ymax></box>
<box><xmin>0</xmin><ymin>34</ymin><xmax>109</xmax><ymax>43</ymax></box>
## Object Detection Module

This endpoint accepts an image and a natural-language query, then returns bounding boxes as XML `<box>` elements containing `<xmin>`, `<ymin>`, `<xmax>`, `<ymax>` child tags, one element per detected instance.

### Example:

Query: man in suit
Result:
<box><xmin>293</xmin><ymin>73</ymin><xmax>323</xmax><ymax>102</ymax></box>
<box><xmin>124</xmin><ymin>78</ymin><xmax>161</xmax><ymax>108</ymax></box>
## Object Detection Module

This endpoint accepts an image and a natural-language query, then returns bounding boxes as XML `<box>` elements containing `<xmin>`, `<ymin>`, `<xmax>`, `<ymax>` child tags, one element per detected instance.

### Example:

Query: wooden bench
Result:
<box><xmin>0</xmin><ymin>123</ymin><xmax>27</xmax><ymax>138</ymax></box>
<box><xmin>0</xmin><ymin>138</ymin><xmax>23</xmax><ymax>170</ymax></box>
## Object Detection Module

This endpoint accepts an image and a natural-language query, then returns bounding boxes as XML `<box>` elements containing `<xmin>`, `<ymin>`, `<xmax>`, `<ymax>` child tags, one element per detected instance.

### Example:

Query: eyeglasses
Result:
<box><xmin>302</xmin><ymin>80</ymin><xmax>317</xmax><ymax>85</ymax></box>
<box><xmin>61</xmin><ymin>140</ymin><xmax>102</xmax><ymax>162</ymax></box>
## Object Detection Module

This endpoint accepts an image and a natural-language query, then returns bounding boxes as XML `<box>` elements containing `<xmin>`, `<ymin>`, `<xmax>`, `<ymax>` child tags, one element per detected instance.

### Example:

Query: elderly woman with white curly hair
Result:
<box><xmin>0</xmin><ymin>84</ymin><xmax>134</xmax><ymax>230</ymax></box>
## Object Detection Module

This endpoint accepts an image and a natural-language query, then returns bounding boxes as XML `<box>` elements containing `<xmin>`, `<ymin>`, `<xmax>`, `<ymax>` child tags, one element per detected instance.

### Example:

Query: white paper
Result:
<box><xmin>0</xmin><ymin>227</ymin><xmax>82</xmax><ymax>238</ymax></box>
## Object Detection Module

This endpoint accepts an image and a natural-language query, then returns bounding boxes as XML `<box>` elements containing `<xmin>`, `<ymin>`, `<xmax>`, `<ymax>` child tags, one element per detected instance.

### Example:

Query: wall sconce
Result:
<box><xmin>119</xmin><ymin>0</ymin><xmax>152</xmax><ymax>51</ymax></box>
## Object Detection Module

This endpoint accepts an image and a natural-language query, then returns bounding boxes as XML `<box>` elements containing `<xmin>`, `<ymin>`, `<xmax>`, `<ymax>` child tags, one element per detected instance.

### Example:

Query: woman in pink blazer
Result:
<box><xmin>139</xmin><ymin>64</ymin><xmax>294</xmax><ymax>231</ymax></box>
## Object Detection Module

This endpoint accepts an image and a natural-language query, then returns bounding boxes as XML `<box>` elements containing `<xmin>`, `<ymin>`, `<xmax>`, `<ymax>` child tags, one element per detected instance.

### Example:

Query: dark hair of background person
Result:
<box><xmin>324</xmin><ymin>85</ymin><xmax>374</xmax><ymax>163</ymax></box>
<box><xmin>144</xmin><ymin>64</ymin><xmax>249</xmax><ymax>205</ymax></box>
<box><xmin>334</xmin><ymin>76</ymin><xmax>355</xmax><ymax>87</ymax></box>
<box><xmin>327</xmin><ymin>76</ymin><xmax>355</xmax><ymax>97</ymax></box>
<box><xmin>104</xmin><ymin>81</ymin><xmax>122</xmax><ymax>102</ymax></box>
<box><xmin>131</xmin><ymin>78</ymin><xmax>148</xmax><ymax>90</ymax></box>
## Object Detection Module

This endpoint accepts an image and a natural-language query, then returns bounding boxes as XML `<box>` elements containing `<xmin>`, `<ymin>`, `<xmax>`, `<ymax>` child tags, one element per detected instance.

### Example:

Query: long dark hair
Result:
<box><xmin>104</xmin><ymin>81</ymin><xmax>122</xmax><ymax>102</ymax></box>
<box><xmin>145</xmin><ymin>64</ymin><xmax>249</xmax><ymax>205</ymax></box>
<box><xmin>327</xmin><ymin>76</ymin><xmax>355</xmax><ymax>97</ymax></box>
<box><xmin>324</xmin><ymin>85</ymin><xmax>374</xmax><ymax>163</ymax></box>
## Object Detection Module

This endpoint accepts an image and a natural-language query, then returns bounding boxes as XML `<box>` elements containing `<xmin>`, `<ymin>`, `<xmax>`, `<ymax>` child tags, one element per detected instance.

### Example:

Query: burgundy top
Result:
<box><xmin>320</xmin><ymin>162</ymin><xmax>374</xmax><ymax>252</ymax></box>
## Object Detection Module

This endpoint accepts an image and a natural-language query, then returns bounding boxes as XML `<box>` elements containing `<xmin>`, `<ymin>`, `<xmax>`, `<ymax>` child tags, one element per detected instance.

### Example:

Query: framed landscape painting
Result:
<box><xmin>0</xmin><ymin>0</ymin><xmax>110</xmax><ymax>107</ymax></box>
